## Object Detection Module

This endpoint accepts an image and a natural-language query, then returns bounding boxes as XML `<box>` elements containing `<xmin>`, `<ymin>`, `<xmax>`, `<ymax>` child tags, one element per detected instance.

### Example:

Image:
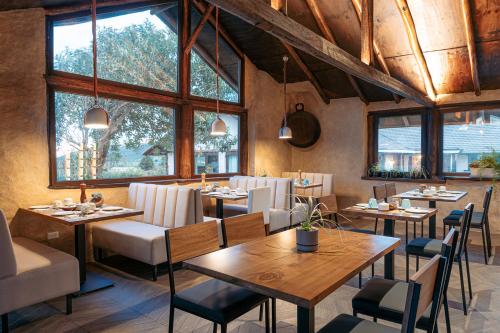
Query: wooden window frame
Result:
<box><xmin>46</xmin><ymin>0</ymin><xmax>247</xmax><ymax>188</ymax></box>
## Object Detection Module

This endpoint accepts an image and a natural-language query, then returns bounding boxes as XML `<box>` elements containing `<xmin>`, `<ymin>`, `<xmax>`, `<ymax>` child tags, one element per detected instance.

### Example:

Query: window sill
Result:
<box><xmin>361</xmin><ymin>176</ymin><xmax>446</xmax><ymax>184</ymax></box>
<box><xmin>444</xmin><ymin>176</ymin><xmax>497</xmax><ymax>182</ymax></box>
<box><xmin>48</xmin><ymin>176</ymin><xmax>236</xmax><ymax>190</ymax></box>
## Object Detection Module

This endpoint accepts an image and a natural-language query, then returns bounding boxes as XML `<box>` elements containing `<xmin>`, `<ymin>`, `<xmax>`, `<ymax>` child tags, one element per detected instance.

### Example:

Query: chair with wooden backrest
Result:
<box><xmin>165</xmin><ymin>220</ymin><xmax>271</xmax><ymax>333</ymax></box>
<box><xmin>352</xmin><ymin>227</ymin><xmax>458</xmax><ymax>333</ymax></box>
<box><xmin>221</xmin><ymin>212</ymin><xmax>276</xmax><ymax>331</ymax></box>
<box><xmin>317</xmin><ymin>194</ymin><xmax>338</xmax><ymax>222</ymax></box>
<box><xmin>372</xmin><ymin>184</ymin><xmax>387</xmax><ymax>233</ymax></box>
<box><xmin>385</xmin><ymin>182</ymin><xmax>417</xmax><ymax>244</ymax></box>
<box><xmin>318</xmin><ymin>254</ymin><xmax>447</xmax><ymax>333</ymax></box>
<box><xmin>443</xmin><ymin>185</ymin><xmax>493</xmax><ymax>264</ymax></box>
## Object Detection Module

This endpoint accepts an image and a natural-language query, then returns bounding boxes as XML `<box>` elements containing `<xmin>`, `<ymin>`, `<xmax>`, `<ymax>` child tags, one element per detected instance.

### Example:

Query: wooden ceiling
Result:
<box><xmin>3</xmin><ymin>0</ymin><xmax>500</xmax><ymax>104</ymax></box>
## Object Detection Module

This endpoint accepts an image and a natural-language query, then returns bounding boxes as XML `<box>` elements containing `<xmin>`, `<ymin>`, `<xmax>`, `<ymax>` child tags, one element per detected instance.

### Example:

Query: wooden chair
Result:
<box><xmin>318</xmin><ymin>254</ymin><xmax>447</xmax><ymax>333</ymax></box>
<box><xmin>317</xmin><ymin>194</ymin><xmax>338</xmax><ymax>222</ymax></box>
<box><xmin>407</xmin><ymin>203</ymin><xmax>474</xmax><ymax>315</ymax></box>
<box><xmin>372</xmin><ymin>184</ymin><xmax>387</xmax><ymax>233</ymax></box>
<box><xmin>165</xmin><ymin>220</ymin><xmax>272</xmax><ymax>333</ymax></box>
<box><xmin>352</xmin><ymin>228</ymin><xmax>458</xmax><ymax>333</ymax></box>
<box><xmin>443</xmin><ymin>185</ymin><xmax>493</xmax><ymax>264</ymax></box>
<box><xmin>222</xmin><ymin>212</ymin><xmax>276</xmax><ymax>332</ymax></box>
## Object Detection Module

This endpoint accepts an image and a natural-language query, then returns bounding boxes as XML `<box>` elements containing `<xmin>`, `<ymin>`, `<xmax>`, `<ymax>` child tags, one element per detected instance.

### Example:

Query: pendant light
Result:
<box><xmin>279</xmin><ymin>54</ymin><xmax>292</xmax><ymax>139</ymax></box>
<box><xmin>210</xmin><ymin>6</ymin><xmax>227</xmax><ymax>136</ymax></box>
<box><xmin>84</xmin><ymin>0</ymin><xmax>110</xmax><ymax>129</ymax></box>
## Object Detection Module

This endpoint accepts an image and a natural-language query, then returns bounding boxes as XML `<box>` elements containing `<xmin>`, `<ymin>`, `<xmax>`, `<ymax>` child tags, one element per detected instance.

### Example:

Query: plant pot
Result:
<box><xmin>470</xmin><ymin>167</ymin><xmax>496</xmax><ymax>178</ymax></box>
<box><xmin>296</xmin><ymin>227</ymin><xmax>319</xmax><ymax>252</ymax></box>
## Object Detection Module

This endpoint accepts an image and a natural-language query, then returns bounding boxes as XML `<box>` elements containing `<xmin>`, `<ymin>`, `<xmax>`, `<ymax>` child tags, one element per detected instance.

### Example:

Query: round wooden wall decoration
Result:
<box><xmin>284</xmin><ymin>103</ymin><xmax>321</xmax><ymax>148</ymax></box>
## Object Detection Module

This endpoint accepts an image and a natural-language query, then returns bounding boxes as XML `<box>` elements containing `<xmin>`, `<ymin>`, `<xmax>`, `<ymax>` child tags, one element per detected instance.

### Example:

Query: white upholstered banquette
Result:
<box><xmin>281</xmin><ymin>172</ymin><xmax>334</xmax><ymax>197</ymax></box>
<box><xmin>92</xmin><ymin>183</ymin><xmax>203</xmax><ymax>267</ymax></box>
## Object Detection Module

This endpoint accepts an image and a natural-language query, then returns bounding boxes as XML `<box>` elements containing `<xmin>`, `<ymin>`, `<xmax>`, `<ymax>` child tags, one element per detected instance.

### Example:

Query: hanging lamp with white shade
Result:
<box><xmin>210</xmin><ymin>6</ymin><xmax>227</xmax><ymax>137</ymax></box>
<box><xmin>84</xmin><ymin>0</ymin><xmax>110</xmax><ymax>129</ymax></box>
<box><xmin>279</xmin><ymin>54</ymin><xmax>292</xmax><ymax>139</ymax></box>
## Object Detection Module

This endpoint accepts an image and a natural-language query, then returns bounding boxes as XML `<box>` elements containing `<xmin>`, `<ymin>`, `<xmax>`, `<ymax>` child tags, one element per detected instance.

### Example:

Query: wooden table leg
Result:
<box><xmin>428</xmin><ymin>200</ymin><xmax>436</xmax><ymax>239</ymax></box>
<box><xmin>297</xmin><ymin>306</ymin><xmax>314</xmax><ymax>333</ymax></box>
<box><xmin>216</xmin><ymin>198</ymin><xmax>224</xmax><ymax>219</ymax></box>
<box><xmin>383</xmin><ymin>218</ymin><xmax>395</xmax><ymax>280</ymax></box>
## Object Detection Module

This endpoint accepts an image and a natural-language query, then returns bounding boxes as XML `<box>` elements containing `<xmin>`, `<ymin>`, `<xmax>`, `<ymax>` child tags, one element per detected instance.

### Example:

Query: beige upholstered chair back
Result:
<box><xmin>248</xmin><ymin>187</ymin><xmax>271</xmax><ymax>224</ymax></box>
<box><xmin>127</xmin><ymin>183</ymin><xmax>202</xmax><ymax>229</ymax></box>
<box><xmin>281</xmin><ymin>172</ymin><xmax>334</xmax><ymax>197</ymax></box>
<box><xmin>0</xmin><ymin>209</ymin><xmax>17</xmax><ymax>279</ymax></box>
<box><xmin>228</xmin><ymin>176</ymin><xmax>293</xmax><ymax>210</ymax></box>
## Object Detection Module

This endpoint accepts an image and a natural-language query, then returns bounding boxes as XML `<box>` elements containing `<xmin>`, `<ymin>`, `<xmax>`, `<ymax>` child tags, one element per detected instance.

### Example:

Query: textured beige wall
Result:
<box><xmin>287</xmin><ymin>84</ymin><xmax>500</xmax><ymax>237</ymax></box>
<box><xmin>245</xmin><ymin>58</ymin><xmax>292</xmax><ymax>177</ymax></box>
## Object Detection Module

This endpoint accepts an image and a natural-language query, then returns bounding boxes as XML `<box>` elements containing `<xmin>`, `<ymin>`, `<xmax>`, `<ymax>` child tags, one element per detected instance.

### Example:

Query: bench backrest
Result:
<box><xmin>0</xmin><ymin>209</ymin><xmax>16</xmax><ymax>279</ymax></box>
<box><xmin>282</xmin><ymin>172</ymin><xmax>333</xmax><ymax>197</ymax></box>
<box><xmin>128</xmin><ymin>183</ymin><xmax>202</xmax><ymax>228</ymax></box>
<box><xmin>229</xmin><ymin>176</ymin><xmax>293</xmax><ymax>210</ymax></box>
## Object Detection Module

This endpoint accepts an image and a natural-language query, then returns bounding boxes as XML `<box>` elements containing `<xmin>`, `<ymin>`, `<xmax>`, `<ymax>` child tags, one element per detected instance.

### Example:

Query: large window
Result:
<box><xmin>54</xmin><ymin>92</ymin><xmax>176</xmax><ymax>181</ymax></box>
<box><xmin>376</xmin><ymin>114</ymin><xmax>422</xmax><ymax>172</ymax></box>
<box><xmin>53</xmin><ymin>5</ymin><xmax>179</xmax><ymax>92</ymax></box>
<box><xmin>442</xmin><ymin>110</ymin><xmax>500</xmax><ymax>173</ymax></box>
<box><xmin>189</xmin><ymin>7</ymin><xmax>241</xmax><ymax>103</ymax></box>
<box><xmin>194</xmin><ymin>111</ymin><xmax>240</xmax><ymax>174</ymax></box>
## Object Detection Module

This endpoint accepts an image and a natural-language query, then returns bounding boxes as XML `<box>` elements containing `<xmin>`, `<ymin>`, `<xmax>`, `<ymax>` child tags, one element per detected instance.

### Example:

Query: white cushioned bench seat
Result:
<box><xmin>92</xmin><ymin>183</ymin><xmax>203</xmax><ymax>267</ymax></box>
<box><xmin>0</xmin><ymin>237</ymin><xmax>79</xmax><ymax>316</ymax></box>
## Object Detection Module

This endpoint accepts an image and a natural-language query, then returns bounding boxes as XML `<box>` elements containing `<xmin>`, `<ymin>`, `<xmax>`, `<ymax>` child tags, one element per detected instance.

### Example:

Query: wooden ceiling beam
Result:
<box><xmin>271</xmin><ymin>0</ymin><xmax>285</xmax><ymax>11</ymax></box>
<box><xmin>351</xmin><ymin>0</ymin><xmax>400</xmax><ymax>103</ymax></box>
<box><xmin>461</xmin><ymin>0</ymin><xmax>481</xmax><ymax>96</ymax></box>
<box><xmin>394</xmin><ymin>0</ymin><xmax>436</xmax><ymax>101</ymax></box>
<box><xmin>45</xmin><ymin>0</ymin><xmax>177</xmax><ymax>16</ymax></box>
<box><xmin>192</xmin><ymin>0</ymin><xmax>244</xmax><ymax>59</ymax></box>
<box><xmin>205</xmin><ymin>0</ymin><xmax>433</xmax><ymax>106</ymax></box>
<box><xmin>184</xmin><ymin>4</ymin><xmax>215</xmax><ymax>55</ymax></box>
<box><xmin>281</xmin><ymin>42</ymin><xmax>330</xmax><ymax>104</ymax></box>
<box><xmin>304</xmin><ymin>0</ymin><xmax>369</xmax><ymax>105</ymax></box>
<box><xmin>360</xmin><ymin>0</ymin><xmax>373</xmax><ymax>66</ymax></box>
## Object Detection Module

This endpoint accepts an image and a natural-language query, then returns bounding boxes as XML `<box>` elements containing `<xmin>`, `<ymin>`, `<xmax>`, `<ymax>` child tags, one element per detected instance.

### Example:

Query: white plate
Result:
<box><xmin>52</xmin><ymin>211</ymin><xmax>77</xmax><ymax>217</ymax></box>
<box><xmin>29</xmin><ymin>205</ymin><xmax>51</xmax><ymax>210</ymax></box>
<box><xmin>405</xmin><ymin>208</ymin><xmax>429</xmax><ymax>214</ymax></box>
<box><xmin>102</xmin><ymin>206</ymin><xmax>123</xmax><ymax>212</ymax></box>
<box><xmin>355</xmin><ymin>203</ymin><xmax>369</xmax><ymax>208</ymax></box>
<box><xmin>438</xmin><ymin>193</ymin><xmax>455</xmax><ymax>197</ymax></box>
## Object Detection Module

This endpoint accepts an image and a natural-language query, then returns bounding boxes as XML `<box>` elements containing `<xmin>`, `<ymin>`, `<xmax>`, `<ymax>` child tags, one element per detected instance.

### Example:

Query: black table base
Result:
<box><xmin>74</xmin><ymin>224</ymin><xmax>114</xmax><ymax>296</ymax></box>
<box><xmin>297</xmin><ymin>306</ymin><xmax>314</xmax><ymax>333</ymax></box>
<box><xmin>383</xmin><ymin>218</ymin><xmax>396</xmax><ymax>280</ymax></box>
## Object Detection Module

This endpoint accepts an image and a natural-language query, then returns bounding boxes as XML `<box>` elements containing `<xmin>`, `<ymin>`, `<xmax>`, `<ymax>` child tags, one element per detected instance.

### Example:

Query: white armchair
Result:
<box><xmin>0</xmin><ymin>210</ymin><xmax>79</xmax><ymax>332</ymax></box>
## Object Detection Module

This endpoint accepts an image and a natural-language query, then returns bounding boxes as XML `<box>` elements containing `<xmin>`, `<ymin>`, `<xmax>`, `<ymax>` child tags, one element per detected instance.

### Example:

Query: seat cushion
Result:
<box><xmin>406</xmin><ymin>237</ymin><xmax>442</xmax><ymax>257</ymax></box>
<box><xmin>173</xmin><ymin>279</ymin><xmax>267</xmax><ymax>323</ymax></box>
<box><xmin>318</xmin><ymin>313</ymin><xmax>399</xmax><ymax>333</ymax></box>
<box><xmin>0</xmin><ymin>237</ymin><xmax>79</xmax><ymax>314</ymax></box>
<box><xmin>352</xmin><ymin>278</ymin><xmax>432</xmax><ymax>330</ymax></box>
<box><xmin>223</xmin><ymin>203</ymin><xmax>248</xmax><ymax>214</ymax></box>
<box><xmin>443</xmin><ymin>211</ymin><xmax>484</xmax><ymax>227</ymax></box>
<box><xmin>92</xmin><ymin>220</ymin><xmax>168</xmax><ymax>265</ymax></box>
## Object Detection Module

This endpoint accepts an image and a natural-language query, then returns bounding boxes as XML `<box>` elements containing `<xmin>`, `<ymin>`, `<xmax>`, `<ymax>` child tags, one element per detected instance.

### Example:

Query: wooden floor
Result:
<box><xmin>4</xmin><ymin>224</ymin><xmax>500</xmax><ymax>333</ymax></box>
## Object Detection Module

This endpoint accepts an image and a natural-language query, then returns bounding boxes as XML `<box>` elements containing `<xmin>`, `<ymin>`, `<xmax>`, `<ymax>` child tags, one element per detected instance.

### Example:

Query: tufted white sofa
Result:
<box><xmin>281</xmin><ymin>172</ymin><xmax>334</xmax><ymax>197</ymax></box>
<box><xmin>92</xmin><ymin>183</ymin><xmax>203</xmax><ymax>280</ymax></box>
<box><xmin>225</xmin><ymin>176</ymin><xmax>297</xmax><ymax>232</ymax></box>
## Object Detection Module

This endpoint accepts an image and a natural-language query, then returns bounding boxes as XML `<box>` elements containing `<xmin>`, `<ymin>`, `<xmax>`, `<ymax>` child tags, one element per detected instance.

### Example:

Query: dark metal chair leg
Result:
<box><xmin>272</xmin><ymin>298</ymin><xmax>277</xmax><ymax>333</ymax></box>
<box><xmin>371</xmin><ymin>264</ymin><xmax>375</xmax><ymax>277</ymax></box>
<box><xmin>458</xmin><ymin>259</ymin><xmax>468</xmax><ymax>315</ymax></box>
<box><xmin>406</xmin><ymin>253</ymin><xmax>410</xmax><ymax>282</ymax></box>
<box><xmin>168</xmin><ymin>305</ymin><xmax>175</xmax><ymax>333</ymax></box>
<box><xmin>66</xmin><ymin>294</ymin><xmax>73</xmax><ymax>315</ymax></box>
<box><xmin>358</xmin><ymin>272</ymin><xmax>362</xmax><ymax>288</ymax></box>
<box><xmin>152</xmin><ymin>265</ymin><xmax>158</xmax><ymax>281</ymax></box>
<box><xmin>221</xmin><ymin>324</ymin><xmax>227</xmax><ymax>333</ymax></box>
<box><xmin>405</xmin><ymin>221</ymin><xmax>409</xmax><ymax>245</ymax></box>
<box><xmin>213</xmin><ymin>323</ymin><xmax>217</xmax><ymax>333</ymax></box>
<box><xmin>416</xmin><ymin>256</ymin><xmax>419</xmax><ymax>271</ymax></box>
<box><xmin>481</xmin><ymin>226</ymin><xmax>488</xmax><ymax>265</ymax></box>
<box><xmin>443</xmin><ymin>294</ymin><xmax>451</xmax><ymax>333</ymax></box>
<box><xmin>421</xmin><ymin>220</ymin><xmax>424</xmax><ymax>237</ymax></box>
<box><xmin>464</xmin><ymin>248</ymin><xmax>473</xmax><ymax>300</ymax></box>
<box><xmin>265</xmin><ymin>300</ymin><xmax>270</xmax><ymax>333</ymax></box>
<box><xmin>2</xmin><ymin>313</ymin><xmax>8</xmax><ymax>333</ymax></box>
<box><xmin>259</xmin><ymin>304</ymin><xmax>263</xmax><ymax>321</ymax></box>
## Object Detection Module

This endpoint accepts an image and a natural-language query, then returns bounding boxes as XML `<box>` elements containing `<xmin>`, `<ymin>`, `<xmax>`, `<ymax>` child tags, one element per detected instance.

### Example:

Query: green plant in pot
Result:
<box><xmin>469</xmin><ymin>150</ymin><xmax>499</xmax><ymax>179</ymax></box>
<box><xmin>289</xmin><ymin>197</ymin><xmax>340</xmax><ymax>252</ymax></box>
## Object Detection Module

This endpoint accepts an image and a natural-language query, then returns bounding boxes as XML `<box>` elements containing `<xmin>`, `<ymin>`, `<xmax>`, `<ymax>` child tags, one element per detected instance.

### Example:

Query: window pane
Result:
<box><xmin>194</xmin><ymin>111</ymin><xmax>240</xmax><ymax>174</ymax></box>
<box><xmin>442</xmin><ymin>110</ymin><xmax>500</xmax><ymax>173</ymax></box>
<box><xmin>55</xmin><ymin>92</ymin><xmax>175</xmax><ymax>181</ymax></box>
<box><xmin>53</xmin><ymin>5</ymin><xmax>178</xmax><ymax>92</ymax></box>
<box><xmin>189</xmin><ymin>8</ymin><xmax>240</xmax><ymax>103</ymax></box>
<box><xmin>377</xmin><ymin>115</ymin><xmax>422</xmax><ymax>171</ymax></box>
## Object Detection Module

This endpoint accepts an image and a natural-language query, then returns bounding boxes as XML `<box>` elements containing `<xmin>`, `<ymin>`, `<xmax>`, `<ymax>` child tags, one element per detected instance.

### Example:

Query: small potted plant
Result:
<box><xmin>289</xmin><ymin>197</ymin><xmax>340</xmax><ymax>252</ymax></box>
<box><xmin>470</xmin><ymin>151</ymin><xmax>499</xmax><ymax>178</ymax></box>
<box><xmin>469</xmin><ymin>160</ymin><xmax>481</xmax><ymax>178</ymax></box>
<box><xmin>367</xmin><ymin>163</ymin><xmax>381</xmax><ymax>177</ymax></box>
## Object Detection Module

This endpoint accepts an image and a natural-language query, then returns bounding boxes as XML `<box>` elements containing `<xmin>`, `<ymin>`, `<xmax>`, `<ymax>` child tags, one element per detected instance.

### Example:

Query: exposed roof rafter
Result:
<box><xmin>461</xmin><ymin>0</ymin><xmax>481</xmax><ymax>96</ymax></box>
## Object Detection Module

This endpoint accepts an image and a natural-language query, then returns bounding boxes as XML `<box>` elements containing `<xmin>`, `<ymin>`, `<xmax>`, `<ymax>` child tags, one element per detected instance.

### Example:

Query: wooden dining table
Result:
<box><xmin>393</xmin><ymin>189</ymin><xmax>467</xmax><ymax>238</ymax></box>
<box><xmin>20</xmin><ymin>206</ymin><xmax>143</xmax><ymax>295</ymax></box>
<box><xmin>184</xmin><ymin>228</ymin><xmax>400</xmax><ymax>333</ymax></box>
<box><xmin>201</xmin><ymin>191</ymin><xmax>248</xmax><ymax>219</ymax></box>
<box><xmin>341</xmin><ymin>205</ymin><xmax>438</xmax><ymax>279</ymax></box>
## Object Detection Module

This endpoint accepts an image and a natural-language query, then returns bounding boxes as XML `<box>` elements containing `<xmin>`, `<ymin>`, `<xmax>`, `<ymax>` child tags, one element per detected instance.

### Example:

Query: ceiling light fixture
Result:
<box><xmin>210</xmin><ymin>6</ymin><xmax>227</xmax><ymax>137</ymax></box>
<box><xmin>279</xmin><ymin>54</ymin><xmax>292</xmax><ymax>140</ymax></box>
<box><xmin>84</xmin><ymin>0</ymin><xmax>109</xmax><ymax>129</ymax></box>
